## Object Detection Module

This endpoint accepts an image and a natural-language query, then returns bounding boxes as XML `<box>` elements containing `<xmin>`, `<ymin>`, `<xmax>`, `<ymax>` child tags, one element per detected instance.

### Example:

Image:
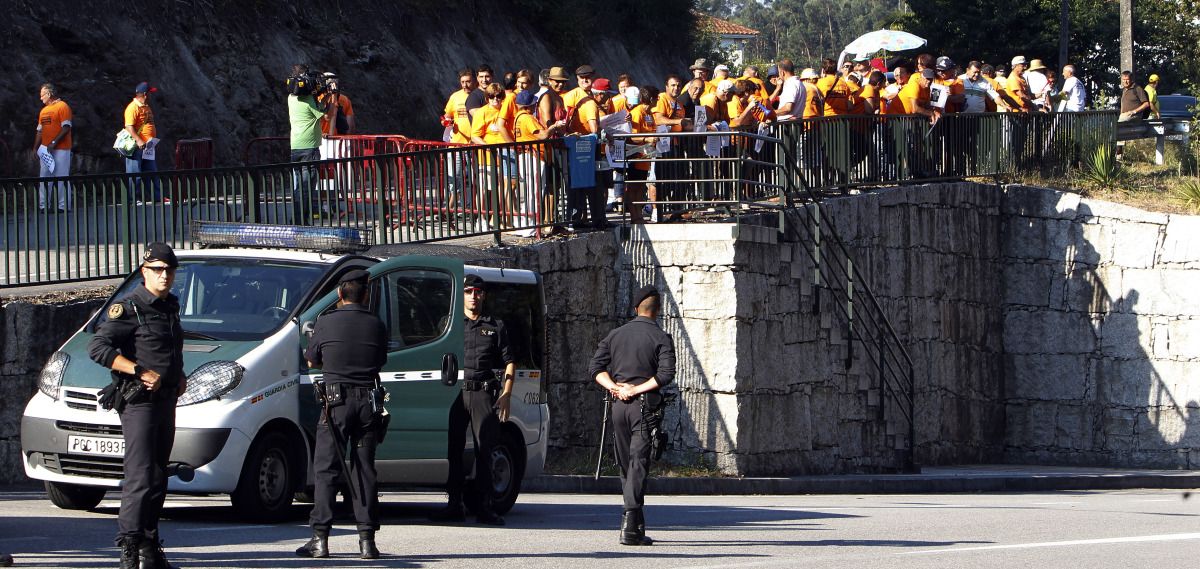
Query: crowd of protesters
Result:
<box><xmin>434</xmin><ymin>54</ymin><xmax>1169</xmax><ymax>232</ymax></box>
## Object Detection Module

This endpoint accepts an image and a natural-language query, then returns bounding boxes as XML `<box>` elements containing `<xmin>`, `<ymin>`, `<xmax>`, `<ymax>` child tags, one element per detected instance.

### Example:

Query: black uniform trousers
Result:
<box><xmin>445</xmin><ymin>389</ymin><xmax>499</xmax><ymax>505</ymax></box>
<box><xmin>310</xmin><ymin>386</ymin><xmax>379</xmax><ymax>532</ymax></box>
<box><xmin>117</xmin><ymin>392</ymin><xmax>177</xmax><ymax>541</ymax></box>
<box><xmin>611</xmin><ymin>398</ymin><xmax>652</xmax><ymax>511</ymax></box>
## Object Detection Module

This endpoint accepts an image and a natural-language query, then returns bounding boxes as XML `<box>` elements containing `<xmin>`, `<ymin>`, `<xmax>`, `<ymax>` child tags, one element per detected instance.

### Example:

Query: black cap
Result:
<box><xmin>935</xmin><ymin>56</ymin><xmax>954</xmax><ymax>71</ymax></box>
<box><xmin>633</xmin><ymin>285</ymin><xmax>659</xmax><ymax>307</ymax></box>
<box><xmin>142</xmin><ymin>242</ymin><xmax>178</xmax><ymax>268</ymax></box>
<box><xmin>339</xmin><ymin>269</ymin><xmax>369</xmax><ymax>284</ymax></box>
<box><xmin>464</xmin><ymin>274</ymin><xmax>487</xmax><ymax>291</ymax></box>
<box><xmin>920</xmin><ymin>69</ymin><xmax>938</xmax><ymax>80</ymax></box>
<box><xmin>575</xmin><ymin>65</ymin><xmax>595</xmax><ymax>77</ymax></box>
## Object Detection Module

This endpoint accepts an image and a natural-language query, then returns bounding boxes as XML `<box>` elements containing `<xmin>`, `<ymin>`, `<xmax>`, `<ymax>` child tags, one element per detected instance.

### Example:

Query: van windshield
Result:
<box><xmin>98</xmin><ymin>258</ymin><xmax>326</xmax><ymax>341</ymax></box>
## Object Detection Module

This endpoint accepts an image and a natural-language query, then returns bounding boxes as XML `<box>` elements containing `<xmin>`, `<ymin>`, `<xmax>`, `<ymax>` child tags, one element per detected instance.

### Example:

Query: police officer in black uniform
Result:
<box><xmin>588</xmin><ymin>285</ymin><xmax>676</xmax><ymax>546</ymax></box>
<box><xmin>296</xmin><ymin>269</ymin><xmax>388</xmax><ymax>559</ymax></box>
<box><xmin>87</xmin><ymin>242</ymin><xmax>185</xmax><ymax>569</ymax></box>
<box><xmin>430</xmin><ymin>274</ymin><xmax>514</xmax><ymax>526</ymax></box>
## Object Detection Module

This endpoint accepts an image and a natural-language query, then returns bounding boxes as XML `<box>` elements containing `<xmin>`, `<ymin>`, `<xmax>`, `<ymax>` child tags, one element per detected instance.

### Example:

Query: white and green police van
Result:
<box><xmin>21</xmin><ymin>223</ymin><xmax>549</xmax><ymax>521</ymax></box>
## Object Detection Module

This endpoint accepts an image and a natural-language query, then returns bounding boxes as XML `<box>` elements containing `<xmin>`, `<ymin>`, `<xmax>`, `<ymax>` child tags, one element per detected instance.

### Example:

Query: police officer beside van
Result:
<box><xmin>87</xmin><ymin>242</ymin><xmax>185</xmax><ymax>569</ymax></box>
<box><xmin>430</xmin><ymin>274</ymin><xmax>514</xmax><ymax>526</ymax></box>
<box><xmin>588</xmin><ymin>285</ymin><xmax>676</xmax><ymax>546</ymax></box>
<box><xmin>296</xmin><ymin>270</ymin><xmax>388</xmax><ymax>559</ymax></box>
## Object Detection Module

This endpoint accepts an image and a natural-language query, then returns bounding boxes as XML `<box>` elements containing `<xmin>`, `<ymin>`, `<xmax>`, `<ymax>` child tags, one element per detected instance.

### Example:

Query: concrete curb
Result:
<box><xmin>525</xmin><ymin>471</ymin><xmax>1200</xmax><ymax>495</ymax></box>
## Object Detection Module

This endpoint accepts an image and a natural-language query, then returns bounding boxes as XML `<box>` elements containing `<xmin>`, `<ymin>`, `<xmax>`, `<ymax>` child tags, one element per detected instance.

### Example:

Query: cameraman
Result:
<box><xmin>288</xmin><ymin>64</ymin><xmax>335</xmax><ymax>224</ymax></box>
<box><xmin>319</xmin><ymin>72</ymin><xmax>355</xmax><ymax>135</ymax></box>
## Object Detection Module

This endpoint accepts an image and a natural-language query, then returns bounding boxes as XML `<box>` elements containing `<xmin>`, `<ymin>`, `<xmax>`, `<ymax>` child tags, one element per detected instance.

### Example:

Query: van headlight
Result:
<box><xmin>178</xmin><ymin>361</ymin><xmax>244</xmax><ymax>406</ymax></box>
<box><xmin>38</xmin><ymin>352</ymin><xmax>70</xmax><ymax>401</ymax></box>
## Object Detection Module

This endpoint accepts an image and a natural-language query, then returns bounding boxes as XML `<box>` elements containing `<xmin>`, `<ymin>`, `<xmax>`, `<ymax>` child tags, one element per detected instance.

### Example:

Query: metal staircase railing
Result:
<box><xmin>773</xmin><ymin>141</ymin><xmax>918</xmax><ymax>473</ymax></box>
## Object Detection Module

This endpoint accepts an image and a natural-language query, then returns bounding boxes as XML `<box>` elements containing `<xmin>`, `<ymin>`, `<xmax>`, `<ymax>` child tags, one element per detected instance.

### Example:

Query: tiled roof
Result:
<box><xmin>695</xmin><ymin>11</ymin><xmax>760</xmax><ymax>36</ymax></box>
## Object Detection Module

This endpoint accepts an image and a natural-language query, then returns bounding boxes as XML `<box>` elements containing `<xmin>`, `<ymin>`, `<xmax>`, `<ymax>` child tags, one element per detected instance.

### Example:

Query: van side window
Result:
<box><xmin>379</xmin><ymin>269</ymin><xmax>454</xmax><ymax>351</ymax></box>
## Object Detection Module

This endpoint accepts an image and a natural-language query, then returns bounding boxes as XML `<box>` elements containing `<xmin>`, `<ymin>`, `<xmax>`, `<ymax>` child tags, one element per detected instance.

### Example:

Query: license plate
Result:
<box><xmin>67</xmin><ymin>435</ymin><xmax>125</xmax><ymax>457</ymax></box>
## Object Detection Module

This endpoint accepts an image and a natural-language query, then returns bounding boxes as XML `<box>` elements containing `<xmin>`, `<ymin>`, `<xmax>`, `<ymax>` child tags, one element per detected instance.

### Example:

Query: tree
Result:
<box><xmin>729</xmin><ymin>0</ymin><xmax>900</xmax><ymax>68</ymax></box>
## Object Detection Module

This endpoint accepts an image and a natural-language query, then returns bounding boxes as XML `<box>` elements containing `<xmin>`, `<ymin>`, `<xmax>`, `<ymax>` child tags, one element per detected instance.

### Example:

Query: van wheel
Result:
<box><xmin>231</xmin><ymin>431</ymin><xmax>296</xmax><ymax>522</ymax></box>
<box><xmin>45</xmin><ymin>481</ymin><xmax>106</xmax><ymax>511</ymax></box>
<box><xmin>465</xmin><ymin>430</ymin><xmax>524</xmax><ymax>515</ymax></box>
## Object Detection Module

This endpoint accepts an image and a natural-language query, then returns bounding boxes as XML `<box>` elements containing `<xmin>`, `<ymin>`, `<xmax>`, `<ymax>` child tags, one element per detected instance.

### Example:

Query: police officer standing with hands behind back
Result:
<box><xmin>589</xmin><ymin>285</ymin><xmax>676</xmax><ymax>546</ymax></box>
<box><xmin>430</xmin><ymin>275</ymin><xmax>514</xmax><ymax>526</ymax></box>
<box><xmin>87</xmin><ymin>242</ymin><xmax>185</xmax><ymax>569</ymax></box>
<box><xmin>296</xmin><ymin>270</ymin><xmax>388</xmax><ymax>560</ymax></box>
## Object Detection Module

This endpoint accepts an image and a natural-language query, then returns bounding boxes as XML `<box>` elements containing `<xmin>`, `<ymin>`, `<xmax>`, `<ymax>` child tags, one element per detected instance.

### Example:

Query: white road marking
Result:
<box><xmin>1031</xmin><ymin>501</ymin><xmax>1081</xmax><ymax>505</ymax></box>
<box><xmin>1128</xmin><ymin>498</ymin><xmax>1176</xmax><ymax>503</ymax></box>
<box><xmin>898</xmin><ymin>532</ymin><xmax>1200</xmax><ymax>555</ymax></box>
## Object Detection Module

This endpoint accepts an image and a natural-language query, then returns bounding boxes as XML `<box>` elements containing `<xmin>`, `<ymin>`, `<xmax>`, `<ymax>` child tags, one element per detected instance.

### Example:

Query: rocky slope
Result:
<box><xmin>1</xmin><ymin>0</ymin><xmax>692</xmax><ymax>175</ymax></box>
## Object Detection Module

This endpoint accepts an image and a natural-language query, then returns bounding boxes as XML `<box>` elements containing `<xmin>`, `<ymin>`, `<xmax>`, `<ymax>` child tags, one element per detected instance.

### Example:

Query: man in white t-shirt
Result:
<box><xmin>1056</xmin><ymin>64</ymin><xmax>1086</xmax><ymax>112</ymax></box>
<box><xmin>1026</xmin><ymin>59</ymin><xmax>1051</xmax><ymax>111</ymax></box>
<box><xmin>960</xmin><ymin>61</ymin><xmax>1004</xmax><ymax>113</ymax></box>
<box><xmin>774</xmin><ymin>58</ymin><xmax>806</xmax><ymax>121</ymax></box>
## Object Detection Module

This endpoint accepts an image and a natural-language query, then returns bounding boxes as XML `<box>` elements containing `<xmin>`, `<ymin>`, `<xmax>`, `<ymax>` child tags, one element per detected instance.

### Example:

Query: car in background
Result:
<box><xmin>1156</xmin><ymin>95</ymin><xmax>1197</xmax><ymax>120</ymax></box>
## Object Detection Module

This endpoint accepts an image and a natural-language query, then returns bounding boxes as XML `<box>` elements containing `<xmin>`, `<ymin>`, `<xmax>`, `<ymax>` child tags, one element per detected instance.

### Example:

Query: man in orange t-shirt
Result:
<box><xmin>124</xmin><ymin>82</ymin><xmax>162</xmax><ymax>202</ymax></box>
<box><xmin>1005</xmin><ymin>56</ymin><xmax>1034</xmax><ymax>112</ymax></box>
<box><xmin>899</xmin><ymin>70</ymin><xmax>936</xmax><ymax>118</ymax></box>
<box><xmin>34</xmin><ymin>82</ymin><xmax>73</xmax><ymax>212</ymax></box>
<box><xmin>816</xmin><ymin>59</ymin><xmax>860</xmax><ymax>116</ymax></box>
<box><xmin>318</xmin><ymin>73</ymin><xmax>355</xmax><ymax>135</ymax></box>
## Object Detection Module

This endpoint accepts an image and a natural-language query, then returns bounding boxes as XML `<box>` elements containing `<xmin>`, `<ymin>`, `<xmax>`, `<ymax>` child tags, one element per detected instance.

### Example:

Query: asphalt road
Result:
<box><xmin>1</xmin><ymin>488</ymin><xmax>1197</xmax><ymax>568</ymax></box>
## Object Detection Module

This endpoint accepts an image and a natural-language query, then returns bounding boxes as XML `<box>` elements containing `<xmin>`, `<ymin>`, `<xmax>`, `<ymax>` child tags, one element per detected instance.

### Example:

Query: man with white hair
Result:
<box><xmin>1056</xmin><ymin>65</ymin><xmax>1086</xmax><ymax>112</ymax></box>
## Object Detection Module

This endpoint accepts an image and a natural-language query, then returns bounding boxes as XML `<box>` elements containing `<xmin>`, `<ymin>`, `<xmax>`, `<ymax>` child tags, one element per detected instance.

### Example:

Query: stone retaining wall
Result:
<box><xmin>0</xmin><ymin>298</ymin><xmax>106</xmax><ymax>484</ymax></box>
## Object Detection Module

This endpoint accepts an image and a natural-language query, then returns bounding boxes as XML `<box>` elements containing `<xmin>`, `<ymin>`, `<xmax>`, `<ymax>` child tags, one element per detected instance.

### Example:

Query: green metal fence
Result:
<box><xmin>1</xmin><ymin>139</ymin><xmax>568</xmax><ymax>285</ymax></box>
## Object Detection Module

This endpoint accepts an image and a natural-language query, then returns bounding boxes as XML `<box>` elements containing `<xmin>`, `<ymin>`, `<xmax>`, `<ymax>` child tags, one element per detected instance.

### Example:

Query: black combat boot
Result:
<box><xmin>633</xmin><ymin>509</ymin><xmax>654</xmax><ymax>545</ymax></box>
<box><xmin>118</xmin><ymin>536</ymin><xmax>140</xmax><ymax>569</ymax></box>
<box><xmin>295</xmin><ymin>529</ymin><xmax>329</xmax><ymax>558</ymax></box>
<box><xmin>138</xmin><ymin>537</ymin><xmax>174</xmax><ymax>569</ymax></box>
<box><xmin>475</xmin><ymin>498</ymin><xmax>505</xmax><ymax>526</ymax></box>
<box><xmin>359</xmin><ymin>530</ymin><xmax>380</xmax><ymax>560</ymax></box>
<box><xmin>620</xmin><ymin>510</ymin><xmax>641</xmax><ymax>545</ymax></box>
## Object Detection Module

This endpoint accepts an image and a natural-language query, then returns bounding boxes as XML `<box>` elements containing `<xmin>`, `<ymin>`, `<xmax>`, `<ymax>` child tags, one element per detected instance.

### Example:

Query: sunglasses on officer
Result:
<box><xmin>464</xmin><ymin>287</ymin><xmax>485</xmax><ymax>296</ymax></box>
<box><xmin>142</xmin><ymin>264</ymin><xmax>176</xmax><ymax>275</ymax></box>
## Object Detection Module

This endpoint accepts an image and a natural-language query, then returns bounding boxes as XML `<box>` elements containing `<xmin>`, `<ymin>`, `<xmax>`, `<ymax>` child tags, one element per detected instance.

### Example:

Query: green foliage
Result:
<box><xmin>724</xmin><ymin>0</ymin><xmax>901</xmax><ymax>68</ymax></box>
<box><xmin>1171</xmin><ymin>177</ymin><xmax>1200</xmax><ymax>212</ymax></box>
<box><xmin>898</xmin><ymin>0</ymin><xmax>1200</xmax><ymax>99</ymax></box>
<box><xmin>1081</xmin><ymin>144</ymin><xmax>1128</xmax><ymax>189</ymax></box>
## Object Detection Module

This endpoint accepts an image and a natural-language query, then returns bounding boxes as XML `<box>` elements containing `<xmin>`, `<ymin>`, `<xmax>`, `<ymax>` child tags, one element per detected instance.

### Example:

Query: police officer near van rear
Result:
<box><xmin>430</xmin><ymin>274</ymin><xmax>514</xmax><ymax>526</ymax></box>
<box><xmin>296</xmin><ymin>269</ymin><xmax>389</xmax><ymax>559</ymax></box>
<box><xmin>87</xmin><ymin>242</ymin><xmax>185</xmax><ymax>569</ymax></box>
<box><xmin>588</xmin><ymin>285</ymin><xmax>676</xmax><ymax>546</ymax></box>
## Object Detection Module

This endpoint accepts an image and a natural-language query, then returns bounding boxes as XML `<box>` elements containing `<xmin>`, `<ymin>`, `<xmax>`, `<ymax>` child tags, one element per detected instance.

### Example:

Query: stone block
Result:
<box><xmin>1054</xmin><ymin>404</ymin><xmax>1095</xmax><ymax>450</ymax></box>
<box><xmin>1003</xmin><ymin>261</ymin><xmax>1056</xmax><ymax>308</ymax></box>
<box><xmin>1075</xmin><ymin>221</ymin><xmax>1113</xmax><ymax>265</ymax></box>
<box><xmin>1098</xmin><ymin>313</ymin><xmax>1154</xmax><ymax>360</ymax></box>
<box><xmin>1079</xmin><ymin>198</ymin><xmax>1170</xmax><ymax>226</ymax></box>
<box><xmin>1161</xmin><ymin>215</ymin><xmax>1200</xmax><ymax>264</ymax></box>
<box><xmin>1107</xmin><ymin>221</ymin><xmax>1162</xmax><ymax>269</ymax></box>
<box><xmin>1003</xmin><ymin>308</ymin><xmax>1096</xmax><ymax>355</ymax></box>
<box><xmin>1010</xmin><ymin>400</ymin><xmax>1060</xmax><ymax>448</ymax></box>
<box><xmin>1121</xmin><ymin>268</ymin><xmax>1200</xmax><ymax>317</ymax></box>
<box><xmin>1004</xmin><ymin>217</ymin><xmax>1073</xmax><ymax>263</ymax></box>
<box><xmin>1091</xmin><ymin>357</ymin><xmax>1158</xmax><ymax>407</ymax></box>
<box><xmin>1063</xmin><ymin>265</ymin><xmax>1123</xmax><ymax>314</ymax></box>
<box><xmin>1005</xmin><ymin>354</ymin><xmax>1090</xmax><ymax>400</ymax></box>
<box><xmin>1167</xmin><ymin>318</ymin><xmax>1200</xmax><ymax>360</ymax></box>
<box><xmin>739</xmin><ymin>391</ymin><xmax>812</xmax><ymax>453</ymax></box>
<box><xmin>1002</xmin><ymin>185</ymin><xmax>1079</xmax><ymax>219</ymax></box>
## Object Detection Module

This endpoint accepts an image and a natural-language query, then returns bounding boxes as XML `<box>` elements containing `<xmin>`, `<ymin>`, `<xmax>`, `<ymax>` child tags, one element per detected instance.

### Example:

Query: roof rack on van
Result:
<box><xmin>190</xmin><ymin>221</ymin><xmax>371</xmax><ymax>253</ymax></box>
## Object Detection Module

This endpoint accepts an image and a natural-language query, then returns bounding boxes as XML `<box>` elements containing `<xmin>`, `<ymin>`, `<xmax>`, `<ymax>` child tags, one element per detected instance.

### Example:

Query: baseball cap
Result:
<box><xmin>515</xmin><ymin>90</ymin><xmax>537</xmax><ymax>107</ymax></box>
<box><xmin>633</xmin><ymin>285</ymin><xmax>660</xmax><ymax>307</ymax></box>
<box><xmin>799</xmin><ymin>68</ymin><xmax>818</xmax><ymax>80</ymax></box>
<box><xmin>852</xmin><ymin>53</ymin><xmax>871</xmax><ymax>63</ymax></box>
<box><xmin>920</xmin><ymin>69</ymin><xmax>938</xmax><ymax>80</ymax></box>
<box><xmin>625</xmin><ymin>86</ymin><xmax>640</xmax><ymax>105</ymax></box>
<box><xmin>591</xmin><ymin>78</ymin><xmax>614</xmax><ymax>93</ymax></box>
<box><xmin>142</xmin><ymin>242</ymin><xmax>178</xmax><ymax>268</ymax></box>
<box><xmin>464</xmin><ymin>274</ymin><xmax>487</xmax><ymax>291</ymax></box>
<box><xmin>766</xmin><ymin>65</ymin><xmax>779</xmax><ymax>78</ymax></box>
<box><xmin>936</xmin><ymin>56</ymin><xmax>955</xmax><ymax>71</ymax></box>
<box><xmin>714</xmin><ymin>64</ymin><xmax>730</xmax><ymax>73</ymax></box>
<box><xmin>1149</xmin><ymin>73</ymin><xmax>1160</xmax><ymax>83</ymax></box>
<box><xmin>716</xmin><ymin>79</ymin><xmax>735</xmax><ymax>94</ymax></box>
<box><xmin>135</xmin><ymin>82</ymin><xmax>157</xmax><ymax>94</ymax></box>
<box><xmin>575</xmin><ymin>64</ymin><xmax>596</xmax><ymax>78</ymax></box>
<box><xmin>339</xmin><ymin>269</ymin><xmax>369</xmax><ymax>284</ymax></box>
<box><xmin>1011</xmin><ymin>56</ymin><xmax>1028</xmax><ymax>67</ymax></box>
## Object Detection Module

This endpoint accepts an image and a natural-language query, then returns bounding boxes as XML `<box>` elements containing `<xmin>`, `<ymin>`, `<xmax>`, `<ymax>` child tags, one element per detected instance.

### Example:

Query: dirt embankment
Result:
<box><xmin>1</xmin><ymin>0</ymin><xmax>689</xmax><ymax>176</ymax></box>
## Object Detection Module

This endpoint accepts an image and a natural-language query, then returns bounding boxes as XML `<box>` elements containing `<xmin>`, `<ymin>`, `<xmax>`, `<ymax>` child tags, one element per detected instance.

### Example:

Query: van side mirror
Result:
<box><xmin>301</xmin><ymin>321</ymin><xmax>316</xmax><ymax>339</ymax></box>
<box><xmin>441</xmin><ymin>353</ymin><xmax>459</xmax><ymax>386</ymax></box>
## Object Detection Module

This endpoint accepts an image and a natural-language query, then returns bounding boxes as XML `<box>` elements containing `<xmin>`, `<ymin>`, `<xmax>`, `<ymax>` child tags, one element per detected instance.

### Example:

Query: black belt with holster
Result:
<box><xmin>462</xmin><ymin>379</ymin><xmax>501</xmax><ymax>392</ymax></box>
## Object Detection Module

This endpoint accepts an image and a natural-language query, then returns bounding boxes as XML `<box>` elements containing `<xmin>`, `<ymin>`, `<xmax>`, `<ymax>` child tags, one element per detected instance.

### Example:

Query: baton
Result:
<box><xmin>594</xmin><ymin>392</ymin><xmax>613</xmax><ymax>480</ymax></box>
<box><xmin>316</xmin><ymin>382</ymin><xmax>360</xmax><ymax>506</ymax></box>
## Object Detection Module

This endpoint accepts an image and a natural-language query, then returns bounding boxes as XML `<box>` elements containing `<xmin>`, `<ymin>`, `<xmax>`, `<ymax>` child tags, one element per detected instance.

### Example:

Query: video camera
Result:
<box><xmin>286</xmin><ymin>70</ymin><xmax>337</xmax><ymax>97</ymax></box>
